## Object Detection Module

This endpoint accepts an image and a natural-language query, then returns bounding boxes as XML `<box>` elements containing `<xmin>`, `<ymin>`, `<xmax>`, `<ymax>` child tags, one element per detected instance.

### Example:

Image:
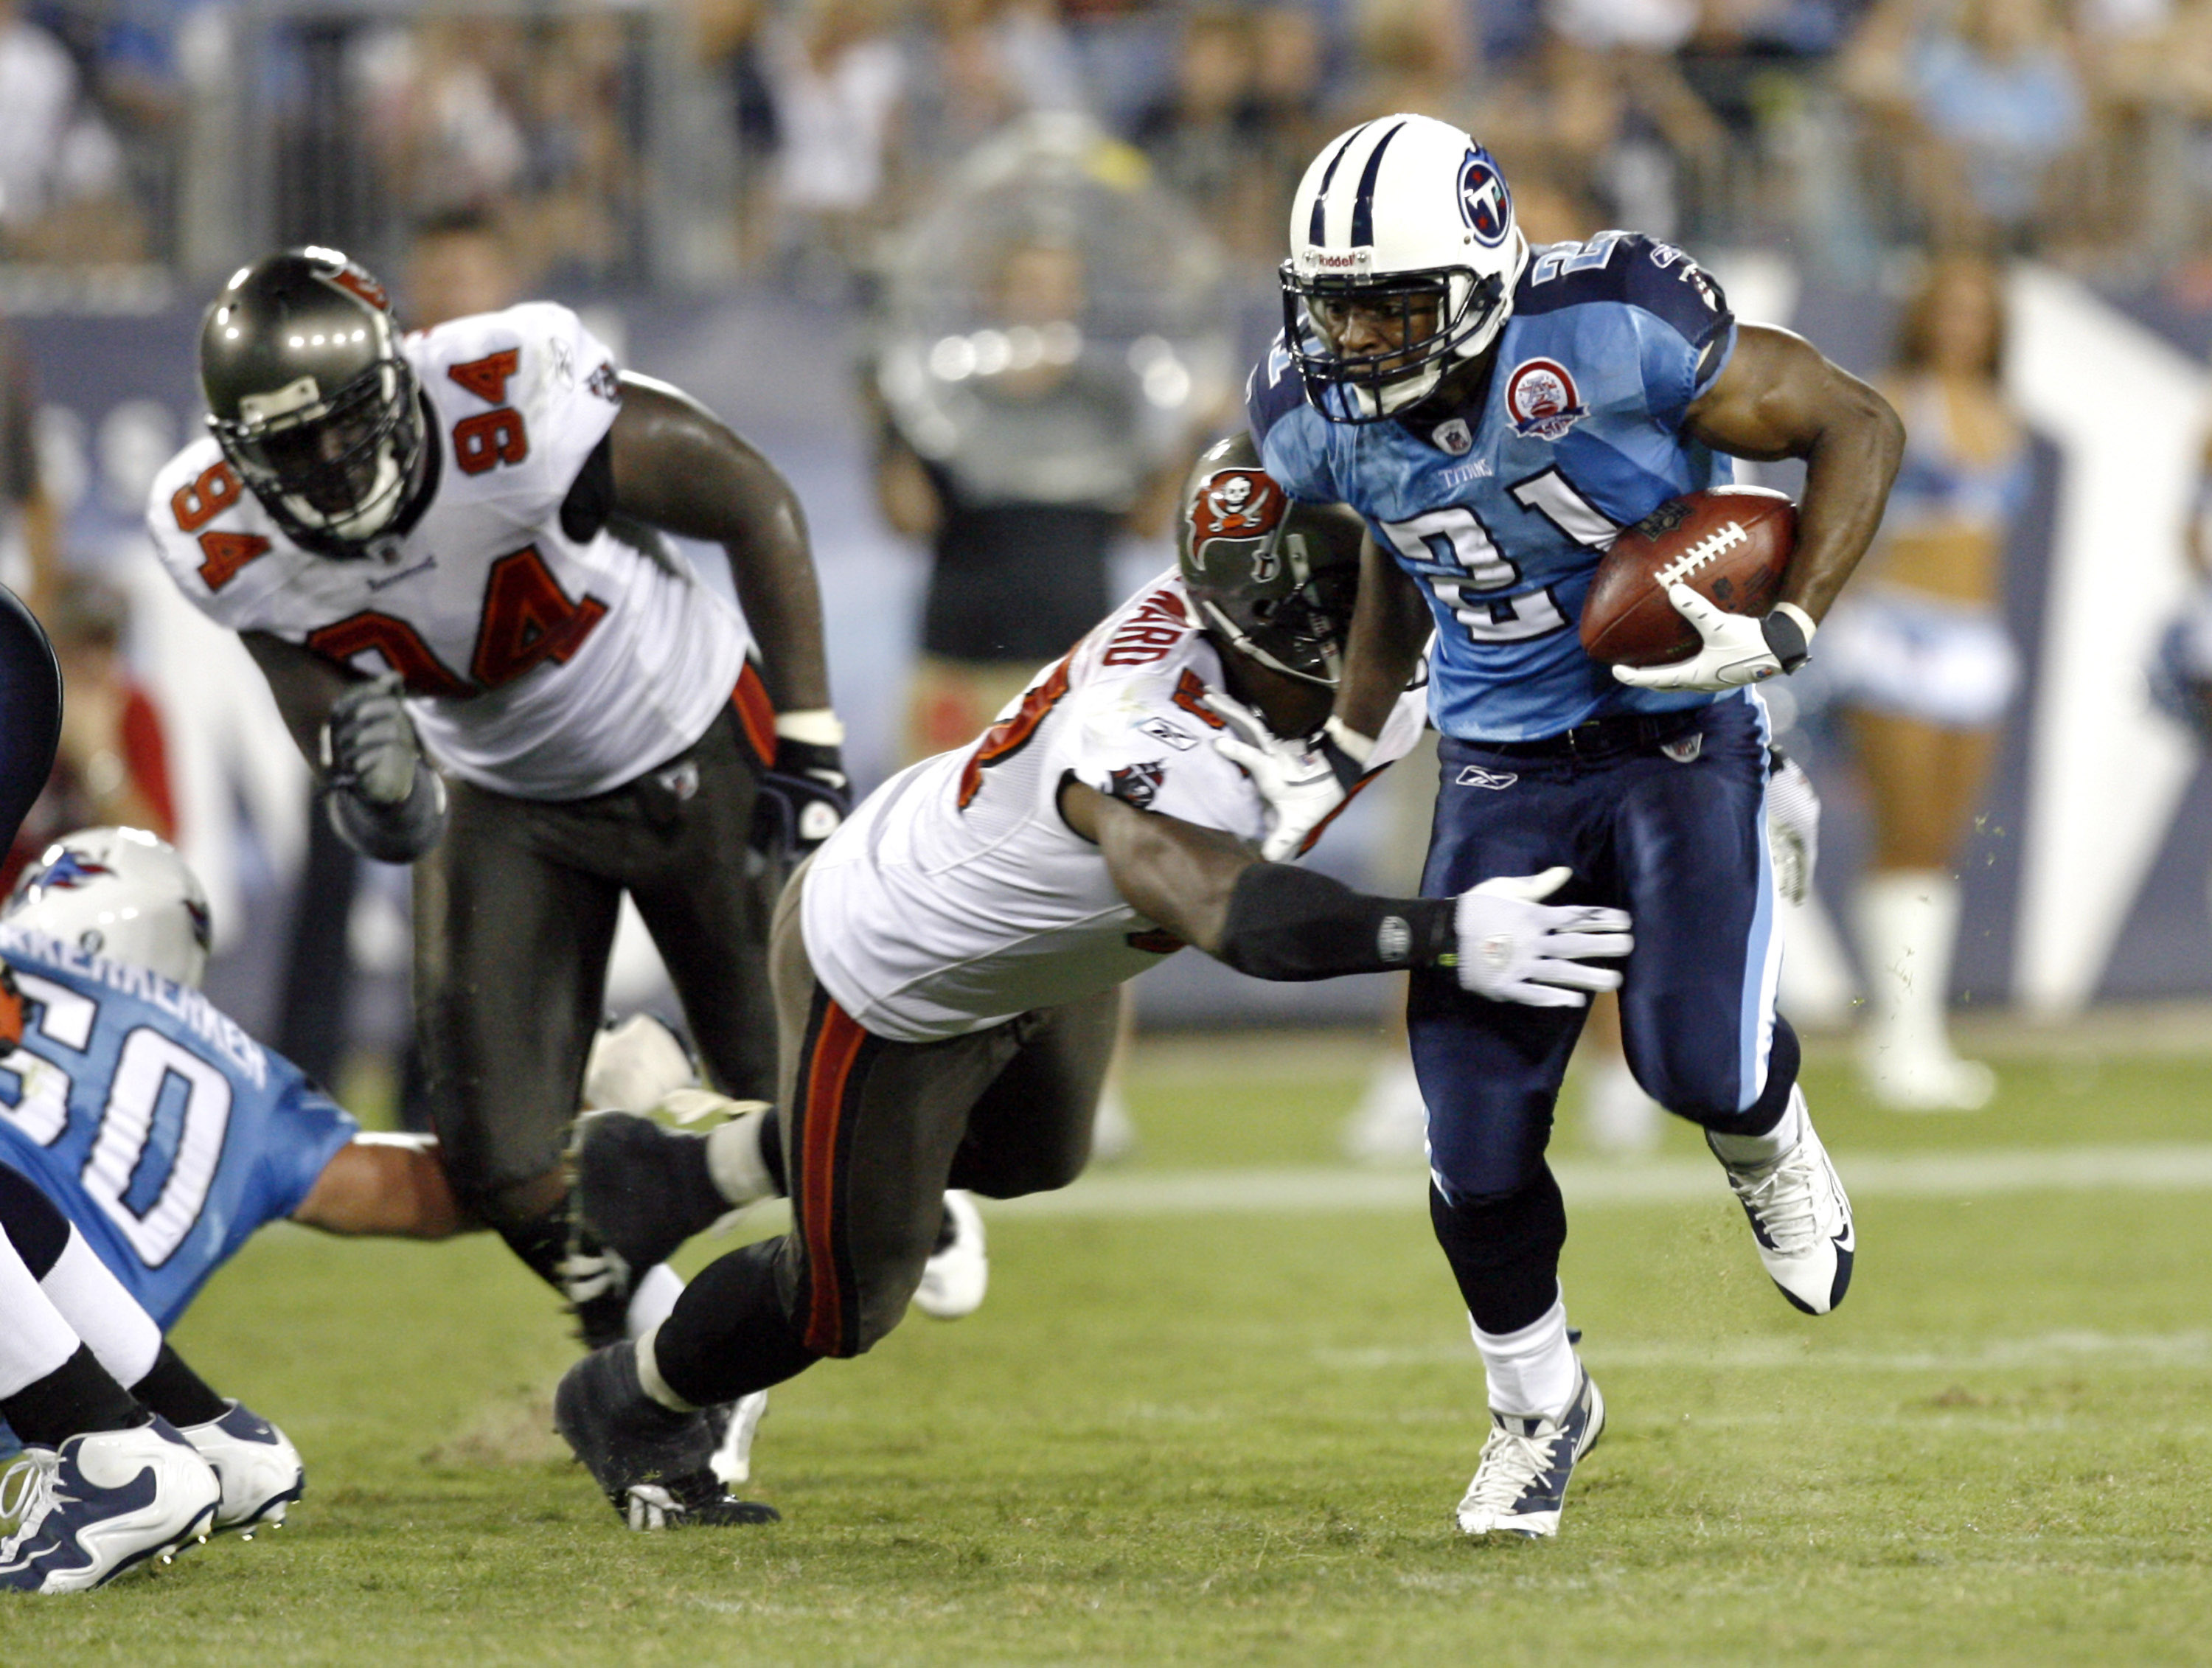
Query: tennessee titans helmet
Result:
<box><xmin>199</xmin><ymin>248</ymin><xmax>427</xmax><ymax>557</ymax></box>
<box><xmin>1281</xmin><ymin>114</ymin><xmax>1529</xmax><ymax>423</ymax></box>
<box><xmin>7</xmin><ymin>827</ymin><xmax>214</xmax><ymax>990</ymax></box>
<box><xmin>1178</xmin><ymin>434</ymin><xmax>1365</xmax><ymax>685</ymax></box>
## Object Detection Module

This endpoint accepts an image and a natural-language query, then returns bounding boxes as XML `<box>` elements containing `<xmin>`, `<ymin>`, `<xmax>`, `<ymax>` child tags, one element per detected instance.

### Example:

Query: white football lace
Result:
<box><xmin>0</xmin><ymin>1452</ymin><xmax>59</xmax><ymax>1560</ymax></box>
<box><xmin>1729</xmin><ymin>1145</ymin><xmax>1822</xmax><ymax>1254</ymax></box>
<box><xmin>1461</xmin><ymin>1422</ymin><xmax>1558</xmax><ymax>1518</ymax></box>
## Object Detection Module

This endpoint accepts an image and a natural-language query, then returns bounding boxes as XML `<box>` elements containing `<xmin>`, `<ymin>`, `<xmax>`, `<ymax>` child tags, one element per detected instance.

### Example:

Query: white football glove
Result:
<box><xmin>1612</xmin><ymin>585</ymin><xmax>1815</xmax><ymax>693</ymax></box>
<box><xmin>1764</xmin><ymin>751</ymin><xmax>1820</xmax><ymax>907</ymax></box>
<box><xmin>322</xmin><ymin>672</ymin><xmax>423</xmax><ymax>805</ymax></box>
<box><xmin>1203</xmin><ymin>689</ymin><xmax>1371</xmax><ymax>862</ymax></box>
<box><xmin>1450</xmin><ymin>866</ymin><xmax>1633</xmax><ymax>1007</ymax></box>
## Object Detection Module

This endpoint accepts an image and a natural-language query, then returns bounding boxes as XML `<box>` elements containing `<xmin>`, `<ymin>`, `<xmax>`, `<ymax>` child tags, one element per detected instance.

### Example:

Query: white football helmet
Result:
<box><xmin>7</xmin><ymin>827</ymin><xmax>212</xmax><ymax>990</ymax></box>
<box><xmin>1281</xmin><ymin>114</ymin><xmax>1529</xmax><ymax>422</ymax></box>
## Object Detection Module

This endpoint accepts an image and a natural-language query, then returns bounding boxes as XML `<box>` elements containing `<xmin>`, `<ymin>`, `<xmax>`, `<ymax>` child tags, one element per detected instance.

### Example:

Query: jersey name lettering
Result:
<box><xmin>1099</xmin><ymin>590</ymin><xmax>1189</xmax><ymax>666</ymax></box>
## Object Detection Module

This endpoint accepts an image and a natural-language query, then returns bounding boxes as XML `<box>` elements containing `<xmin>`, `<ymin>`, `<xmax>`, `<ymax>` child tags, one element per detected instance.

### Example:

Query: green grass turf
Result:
<box><xmin>10</xmin><ymin>1034</ymin><xmax>2212</xmax><ymax>1664</ymax></box>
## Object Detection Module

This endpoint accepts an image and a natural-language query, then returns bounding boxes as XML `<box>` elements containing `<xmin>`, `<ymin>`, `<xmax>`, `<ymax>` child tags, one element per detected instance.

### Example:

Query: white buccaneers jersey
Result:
<box><xmin>146</xmin><ymin>303</ymin><xmax>751</xmax><ymax>800</ymax></box>
<box><xmin>804</xmin><ymin>571</ymin><xmax>1425</xmax><ymax>1043</ymax></box>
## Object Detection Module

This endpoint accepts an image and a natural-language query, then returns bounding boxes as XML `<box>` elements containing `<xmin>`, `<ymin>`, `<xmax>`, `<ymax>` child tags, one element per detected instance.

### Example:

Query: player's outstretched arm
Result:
<box><xmin>291</xmin><ymin>1133</ymin><xmax>476</xmax><ymax>1239</ymax></box>
<box><xmin>1060</xmin><ymin>781</ymin><xmax>1632</xmax><ymax>1006</ymax></box>
<box><xmin>604</xmin><ymin>375</ymin><xmax>830</xmax><ymax>714</ymax></box>
<box><xmin>1681</xmin><ymin>322</ymin><xmax>1905</xmax><ymax>625</ymax></box>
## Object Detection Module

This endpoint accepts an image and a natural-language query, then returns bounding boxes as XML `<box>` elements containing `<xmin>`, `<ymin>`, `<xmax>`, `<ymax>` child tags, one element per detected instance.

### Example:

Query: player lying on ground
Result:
<box><xmin>0</xmin><ymin>828</ymin><xmax>989</xmax><ymax>1506</ymax></box>
<box><xmin>1235</xmin><ymin>114</ymin><xmax>1903</xmax><ymax>1538</ymax></box>
<box><xmin>552</xmin><ymin>434</ymin><xmax>1635</xmax><ymax>1529</ymax></box>
<box><xmin>147</xmin><ymin>247</ymin><xmax>846</xmax><ymax>1349</ymax></box>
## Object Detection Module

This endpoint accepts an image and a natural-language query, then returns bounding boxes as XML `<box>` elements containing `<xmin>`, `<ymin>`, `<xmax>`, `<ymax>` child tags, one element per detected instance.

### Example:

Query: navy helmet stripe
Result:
<box><xmin>1349</xmin><ymin>120</ymin><xmax>1409</xmax><ymax>249</ymax></box>
<box><xmin>1307</xmin><ymin>122</ymin><xmax>1373</xmax><ymax>249</ymax></box>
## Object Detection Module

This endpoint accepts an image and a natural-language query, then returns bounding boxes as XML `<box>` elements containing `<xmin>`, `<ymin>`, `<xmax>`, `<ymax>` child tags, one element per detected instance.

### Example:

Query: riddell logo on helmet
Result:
<box><xmin>1299</xmin><ymin>247</ymin><xmax>1373</xmax><ymax>275</ymax></box>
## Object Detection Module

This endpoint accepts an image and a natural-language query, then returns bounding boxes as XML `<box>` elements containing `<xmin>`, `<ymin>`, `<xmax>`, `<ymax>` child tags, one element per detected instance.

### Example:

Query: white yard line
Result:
<box><xmin>1314</xmin><ymin>1331</ymin><xmax>2212</xmax><ymax>1374</ymax></box>
<box><xmin>983</xmin><ymin>1144</ymin><xmax>2212</xmax><ymax>1219</ymax></box>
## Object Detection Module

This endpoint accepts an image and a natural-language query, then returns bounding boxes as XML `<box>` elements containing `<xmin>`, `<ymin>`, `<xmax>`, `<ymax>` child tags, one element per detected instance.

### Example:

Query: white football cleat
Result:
<box><xmin>1455</xmin><ymin>1361</ymin><xmax>1605</xmax><ymax>1538</ymax></box>
<box><xmin>179</xmin><ymin>1400</ymin><xmax>305</xmax><ymax>1535</ymax></box>
<box><xmin>1710</xmin><ymin>1091</ymin><xmax>1854</xmax><ymax>1315</ymax></box>
<box><xmin>912</xmin><ymin>1191</ymin><xmax>988</xmax><ymax>1320</ymax></box>
<box><xmin>709</xmin><ymin>1391</ymin><xmax>768</xmax><ymax>1487</ymax></box>
<box><xmin>0</xmin><ymin>1417</ymin><xmax>220</xmax><ymax>1592</ymax></box>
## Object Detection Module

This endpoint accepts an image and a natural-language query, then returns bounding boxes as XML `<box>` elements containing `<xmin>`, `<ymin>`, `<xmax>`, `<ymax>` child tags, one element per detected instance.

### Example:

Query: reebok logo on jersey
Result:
<box><xmin>1455</xmin><ymin>765</ymin><xmax>1519</xmax><ymax>790</ymax></box>
<box><xmin>1136</xmin><ymin>717</ymin><xmax>1197</xmax><ymax>751</ymax></box>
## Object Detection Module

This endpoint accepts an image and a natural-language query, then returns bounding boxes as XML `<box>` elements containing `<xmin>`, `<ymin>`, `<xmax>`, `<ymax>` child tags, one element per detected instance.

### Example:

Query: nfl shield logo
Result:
<box><xmin>1432</xmin><ymin>417</ymin><xmax>1472</xmax><ymax>456</ymax></box>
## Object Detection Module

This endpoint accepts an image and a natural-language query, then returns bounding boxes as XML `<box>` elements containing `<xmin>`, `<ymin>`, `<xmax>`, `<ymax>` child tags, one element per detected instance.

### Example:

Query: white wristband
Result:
<box><xmin>774</xmin><ymin>709</ymin><xmax>845</xmax><ymax>748</ymax></box>
<box><xmin>1323</xmin><ymin>715</ymin><xmax>1377</xmax><ymax>765</ymax></box>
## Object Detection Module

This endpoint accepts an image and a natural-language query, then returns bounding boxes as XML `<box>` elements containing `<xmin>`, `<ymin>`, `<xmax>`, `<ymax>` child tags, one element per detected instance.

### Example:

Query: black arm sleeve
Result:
<box><xmin>559</xmin><ymin>432</ymin><xmax>617</xmax><ymax>544</ymax></box>
<box><xmin>1212</xmin><ymin>862</ymin><xmax>1455</xmax><ymax>982</ymax></box>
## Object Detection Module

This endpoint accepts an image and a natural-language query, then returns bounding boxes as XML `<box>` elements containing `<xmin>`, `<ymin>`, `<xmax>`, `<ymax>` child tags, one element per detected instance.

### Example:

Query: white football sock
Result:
<box><xmin>41</xmin><ymin>1228</ymin><xmax>160</xmax><ymax>1386</ymax></box>
<box><xmin>626</xmin><ymin>1262</ymin><xmax>684</xmax><ymax>1338</ymax></box>
<box><xmin>633</xmin><ymin>1320</ymin><xmax>696</xmax><ymax>1414</ymax></box>
<box><xmin>704</xmin><ymin>1107</ymin><xmax>776</xmax><ymax>1206</ymax></box>
<box><xmin>1473</xmin><ymin>1290</ymin><xmax>1578</xmax><ymax>1419</ymax></box>
<box><xmin>1707</xmin><ymin>1082</ymin><xmax>1807</xmax><ymax>1168</ymax></box>
<box><xmin>1856</xmin><ymin>868</ymin><xmax>1962</xmax><ymax>1062</ymax></box>
<box><xmin>0</xmin><ymin>1231</ymin><xmax>79</xmax><ymax>1400</ymax></box>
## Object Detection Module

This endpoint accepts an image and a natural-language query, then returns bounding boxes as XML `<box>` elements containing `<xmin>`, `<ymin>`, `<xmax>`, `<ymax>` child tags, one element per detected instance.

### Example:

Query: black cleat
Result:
<box><xmin>571</xmin><ymin>1111</ymin><xmax>728</xmax><ymax>1276</ymax></box>
<box><xmin>552</xmin><ymin>1344</ymin><xmax>779</xmax><ymax>1530</ymax></box>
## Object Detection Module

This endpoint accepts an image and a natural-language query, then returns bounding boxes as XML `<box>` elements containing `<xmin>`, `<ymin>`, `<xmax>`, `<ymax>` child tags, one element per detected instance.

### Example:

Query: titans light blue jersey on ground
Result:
<box><xmin>0</xmin><ymin>924</ymin><xmax>356</xmax><ymax>1330</ymax></box>
<box><xmin>1249</xmin><ymin>230</ymin><xmax>1739</xmax><ymax>743</ymax></box>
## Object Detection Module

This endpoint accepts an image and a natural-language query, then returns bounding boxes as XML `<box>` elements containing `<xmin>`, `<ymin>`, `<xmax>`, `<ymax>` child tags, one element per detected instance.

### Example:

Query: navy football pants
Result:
<box><xmin>1411</xmin><ymin>694</ymin><xmax>1798</xmax><ymax>1332</ymax></box>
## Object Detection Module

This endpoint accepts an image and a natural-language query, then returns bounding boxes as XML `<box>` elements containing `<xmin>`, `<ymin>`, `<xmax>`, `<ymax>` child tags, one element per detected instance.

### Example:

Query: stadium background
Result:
<box><xmin>7</xmin><ymin>0</ymin><xmax>2212</xmax><ymax>1061</ymax></box>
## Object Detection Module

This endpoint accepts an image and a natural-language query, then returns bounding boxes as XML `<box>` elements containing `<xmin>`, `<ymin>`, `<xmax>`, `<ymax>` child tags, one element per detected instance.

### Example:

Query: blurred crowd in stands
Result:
<box><xmin>0</xmin><ymin>0</ymin><xmax>2210</xmax><ymax>293</ymax></box>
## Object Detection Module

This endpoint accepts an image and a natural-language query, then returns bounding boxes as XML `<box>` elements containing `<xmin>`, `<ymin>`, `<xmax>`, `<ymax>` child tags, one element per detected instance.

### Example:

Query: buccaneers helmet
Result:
<box><xmin>1178</xmin><ymin>434</ymin><xmax>1364</xmax><ymax>686</ymax></box>
<box><xmin>7</xmin><ymin>827</ymin><xmax>214</xmax><ymax>990</ymax></box>
<box><xmin>1280</xmin><ymin>114</ymin><xmax>1528</xmax><ymax>423</ymax></box>
<box><xmin>199</xmin><ymin>248</ymin><xmax>427</xmax><ymax>556</ymax></box>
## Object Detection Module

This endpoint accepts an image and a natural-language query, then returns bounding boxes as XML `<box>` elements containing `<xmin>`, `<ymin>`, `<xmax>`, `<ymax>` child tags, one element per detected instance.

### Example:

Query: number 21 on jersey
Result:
<box><xmin>1377</xmin><ymin>469</ymin><xmax>1618</xmax><ymax>644</ymax></box>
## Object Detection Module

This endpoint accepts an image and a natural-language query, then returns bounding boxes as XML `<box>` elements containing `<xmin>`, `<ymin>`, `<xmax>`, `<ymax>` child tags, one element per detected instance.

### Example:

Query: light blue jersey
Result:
<box><xmin>0</xmin><ymin>925</ymin><xmax>355</xmax><ymax>1330</ymax></box>
<box><xmin>1250</xmin><ymin>230</ymin><xmax>1739</xmax><ymax>743</ymax></box>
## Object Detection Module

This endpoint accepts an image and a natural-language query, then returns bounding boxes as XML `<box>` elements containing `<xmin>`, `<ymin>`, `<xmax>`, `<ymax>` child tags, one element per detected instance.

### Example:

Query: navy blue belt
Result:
<box><xmin>1455</xmin><ymin>708</ymin><xmax>1703</xmax><ymax>761</ymax></box>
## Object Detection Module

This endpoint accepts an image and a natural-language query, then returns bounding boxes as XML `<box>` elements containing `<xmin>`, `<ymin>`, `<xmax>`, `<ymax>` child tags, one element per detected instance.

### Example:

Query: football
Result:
<box><xmin>1579</xmin><ymin>486</ymin><xmax>1798</xmax><ymax>667</ymax></box>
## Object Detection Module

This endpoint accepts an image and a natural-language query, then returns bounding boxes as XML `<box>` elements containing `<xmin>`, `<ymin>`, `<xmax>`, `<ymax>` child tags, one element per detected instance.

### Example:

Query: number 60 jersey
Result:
<box><xmin>0</xmin><ymin>925</ymin><xmax>357</xmax><ymax>1330</ymax></box>
<box><xmin>146</xmin><ymin>302</ymin><xmax>751</xmax><ymax>801</ymax></box>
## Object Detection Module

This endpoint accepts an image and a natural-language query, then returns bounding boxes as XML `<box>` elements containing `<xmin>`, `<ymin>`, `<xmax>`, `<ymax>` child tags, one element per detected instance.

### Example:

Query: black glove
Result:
<box><xmin>751</xmin><ymin>737</ymin><xmax>850</xmax><ymax>863</ymax></box>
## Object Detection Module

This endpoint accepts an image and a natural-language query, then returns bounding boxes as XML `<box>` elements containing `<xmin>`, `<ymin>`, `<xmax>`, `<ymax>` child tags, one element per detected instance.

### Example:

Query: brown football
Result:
<box><xmin>1579</xmin><ymin>486</ymin><xmax>1798</xmax><ymax>667</ymax></box>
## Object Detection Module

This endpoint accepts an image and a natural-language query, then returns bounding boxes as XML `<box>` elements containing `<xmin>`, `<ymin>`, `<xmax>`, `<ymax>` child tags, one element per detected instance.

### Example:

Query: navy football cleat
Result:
<box><xmin>553</xmin><ymin>1344</ymin><xmax>779</xmax><ymax>1531</ymax></box>
<box><xmin>0</xmin><ymin>1417</ymin><xmax>220</xmax><ymax>1592</ymax></box>
<box><xmin>179</xmin><ymin>1400</ymin><xmax>304</xmax><ymax>1536</ymax></box>
<box><xmin>1455</xmin><ymin>1361</ymin><xmax>1605</xmax><ymax>1538</ymax></box>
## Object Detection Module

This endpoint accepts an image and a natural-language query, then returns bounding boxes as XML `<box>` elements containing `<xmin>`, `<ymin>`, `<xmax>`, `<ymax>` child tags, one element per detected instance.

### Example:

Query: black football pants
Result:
<box><xmin>650</xmin><ymin>859</ymin><xmax>1116</xmax><ymax>1407</ymax></box>
<box><xmin>414</xmin><ymin>702</ymin><xmax>777</xmax><ymax>1235</ymax></box>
